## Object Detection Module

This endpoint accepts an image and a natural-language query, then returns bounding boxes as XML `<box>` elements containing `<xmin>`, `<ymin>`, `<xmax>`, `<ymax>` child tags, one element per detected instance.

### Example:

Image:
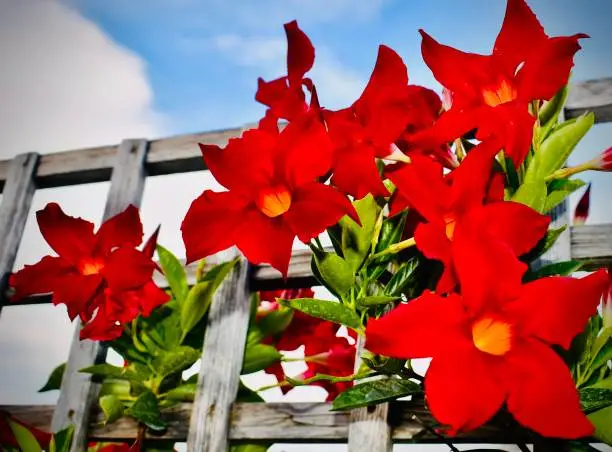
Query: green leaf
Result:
<box><xmin>156</xmin><ymin>244</ymin><xmax>188</xmax><ymax>303</ymax></box>
<box><xmin>279</xmin><ymin>298</ymin><xmax>362</xmax><ymax>331</ymax></box>
<box><xmin>231</xmin><ymin>445</ymin><xmax>270</xmax><ymax>452</ymax></box>
<box><xmin>129</xmin><ymin>390</ymin><xmax>167</xmax><ymax>431</ymax></box>
<box><xmin>523</xmin><ymin>225</ymin><xmax>567</xmax><ymax>262</ymax></box>
<box><xmin>200</xmin><ymin>258</ymin><xmax>239</xmax><ymax>289</ymax></box>
<box><xmin>589</xmin><ymin>377</ymin><xmax>612</xmax><ymax>390</ymax></box>
<box><xmin>49</xmin><ymin>425</ymin><xmax>74</xmax><ymax>452</ymax></box>
<box><xmin>539</xmin><ymin>85</ymin><xmax>569</xmax><ymax>140</ymax></box>
<box><xmin>311</xmin><ymin>251</ymin><xmax>355</xmax><ymax>299</ymax></box>
<box><xmin>527</xmin><ymin>112</ymin><xmax>595</xmax><ymax>181</ymax></box>
<box><xmin>525</xmin><ymin>260</ymin><xmax>583</xmax><ymax>282</ymax></box>
<box><xmin>504</xmin><ymin>156</ymin><xmax>520</xmax><ymax>194</ymax></box>
<box><xmin>257</xmin><ymin>305</ymin><xmax>294</xmax><ymax>337</ymax></box>
<box><xmin>356</xmin><ymin>295</ymin><xmax>400</xmax><ymax>308</ymax></box>
<box><xmin>99</xmin><ymin>379</ymin><xmax>131</xmax><ymax>398</ymax></box>
<box><xmin>544</xmin><ymin>178</ymin><xmax>586</xmax><ymax>213</ymax></box>
<box><xmin>331</xmin><ymin>378</ymin><xmax>421</xmax><ymax>411</ymax></box>
<box><xmin>246</xmin><ymin>326</ymin><xmax>265</xmax><ymax>348</ymax></box>
<box><xmin>180</xmin><ymin>281</ymin><xmax>215</xmax><ymax>338</ymax></box>
<box><xmin>338</xmin><ymin>194</ymin><xmax>379</xmax><ymax>272</ymax></box>
<box><xmin>587</xmin><ymin>327</ymin><xmax>612</xmax><ymax>377</ymax></box>
<box><xmin>384</xmin><ymin>257</ymin><xmax>419</xmax><ymax>297</ymax></box>
<box><xmin>165</xmin><ymin>383</ymin><xmax>197</xmax><ymax>402</ymax></box>
<box><xmin>588</xmin><ymin>405</ymin><xmax>612</xmax><ymax>444</ymax></box>
<box><xmin>80</xmin><ymin>363</ymin><xmax>150</xmax><ymax>382</ymax></box>
<box><xmin>7</xmin><ymin>419</ymin><xmax>42</xmax><ymax>452</ymax></box>
<box><xmin>241</xmin><ymin>344</ymin><xmax>281</xmax><ymax>374</ymax></box>
<box><xmin>580</xmin><ymin>388</ymin><xmax>612</xmax><ymax>414</ymax></box>
<box><xmin>151</xmin><ymin>346</ymin><xmax>200</xmax><ymax>379</ymax></box>
<box><xmin>39</xmin><ymin>362</ymin><xmax>65</xmax><ymax>392</ymax></box>
<box><xmin>99</xmin><ymin>394</ymin><xmax>124</xmax><ymax>424</ymax></box>
<box><xmin>512</xmin><ymin>179</ymin><xmax>547</xmax><ymax>212</ymax></box>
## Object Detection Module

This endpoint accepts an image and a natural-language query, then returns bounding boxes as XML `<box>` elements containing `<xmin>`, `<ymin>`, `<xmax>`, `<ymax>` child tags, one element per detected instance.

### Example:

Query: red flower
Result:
<box><xmin>182</xmin><ymin>114</ymin><xmax>358</xmax><ymax>277</ymax></box>
<box><xmin>573</xmin><ymin>183</ymin><xmax>591</xmax><ymax>226</ymax></box>
<box><xmin>256</xmin><ymin>20</ymin><xmax>315</xmax><ymax>120</ymax></box>
<box><xmin>387</xmin><ymin>140</ymin><xmax>549</xmax><ymax>292</ymax></box>
<box><xmin>0</xmin><ymin>411</ymin><xmax>51</xmax><ymax>450</ymax></box>
<box><xmin>589</xmin><ymin>146</ymin><xmax>612</xmax><ymax>171</ymax></box>
<box><xmin>412</xmin><ymin>0</ymin><xmax>587</xmax><ymax>165</ymax></box>
<box><xmin>9</xmin><ymin>203</ymin><xmax>169</xmax><ymax>341</ymax></box>
<box><xmin>366</xmin><ymin>234</ymin><xmax>609</xmax><ymax>437</ymax></box>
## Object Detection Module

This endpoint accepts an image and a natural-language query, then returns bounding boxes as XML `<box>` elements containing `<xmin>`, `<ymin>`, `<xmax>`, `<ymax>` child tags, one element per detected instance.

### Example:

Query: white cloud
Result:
<box><xmin>0</xmin><ymin>0</ymin><xmax>165</xmax><ymax>157</ymax></box>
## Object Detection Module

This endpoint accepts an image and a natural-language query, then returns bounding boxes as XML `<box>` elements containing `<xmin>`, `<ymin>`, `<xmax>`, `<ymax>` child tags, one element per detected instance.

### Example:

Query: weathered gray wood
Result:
<box><xmin>571</xmin><ymin>223</ymin><xmax>612</xmax><ymax>269</ymax></box>
<box><xmin>347</xmin><ymin>336</ymin><xmax>392</xmax><ymax>452</ymax></box>
<box><xmin>52</xmin><ymin>139</ymin><xmax>149</xmax><ymax>452</ymax></box>
<box><xmin>187</xmin><ymin>249</ymin><xmax>252</xmax><ymax>451</ymax></box>
<box><xmin>0</xmin><ymin>127</ymin><xmax>243</xmax><ymax>192</ymax></box>
<box><xmin>0</xmin><ymin>402</ymin><xmax>526</xmax><ymax>443</ymax></box>
<box><xmin>0</xmin><ymin>153</ymin><xmax>39</xmax><ymax>316</ymax></box>
<box><xmin>534</xmin><ymin>199</ymin><xmax>571</xmax><ymax>271</ymax></box>
<box><xmin>565</xmin><ymin>77</ymin><xmax>612</xmax><ymax>124</ymax></box>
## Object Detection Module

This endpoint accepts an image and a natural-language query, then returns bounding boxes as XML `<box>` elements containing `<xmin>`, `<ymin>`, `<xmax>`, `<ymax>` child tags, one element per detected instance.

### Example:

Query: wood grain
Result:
<box><xmin>187</xmin><ymin>250</ymin><xmax>252</xmax><ymax>451</ymax></box>
<box><xmin>0</xmin><ymin>153</ymin><xmax>39</xmax><ymax>316</ymax></box>
<box><xmin>51</xmin><ymin>139</ymin><xmax>149</xmax><ymax>452</ymax></box>
<box><xmin>565</xmin><ymin>77</ymin><xmax>612</xmax><ymax>123</ymax></box>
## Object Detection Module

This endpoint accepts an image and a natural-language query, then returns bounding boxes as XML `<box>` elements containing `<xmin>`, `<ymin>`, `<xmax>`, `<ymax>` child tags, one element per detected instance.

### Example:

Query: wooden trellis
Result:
<box><xmin>0</xmin><ymin>78</ymin><xmax>611</xmax><ymax>452</ymax></box>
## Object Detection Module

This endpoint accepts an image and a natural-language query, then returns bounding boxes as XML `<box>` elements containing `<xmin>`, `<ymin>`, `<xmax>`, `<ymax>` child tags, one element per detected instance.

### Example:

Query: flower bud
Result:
<box><xmin>592</xmin><ymin>146</ymin><xmax>612</xmax><ymax>171</ymax></box>
<box><xmin>573</xmin><ymin>183</ymin><xmax>590</xmax><ymax>226</ymax></box>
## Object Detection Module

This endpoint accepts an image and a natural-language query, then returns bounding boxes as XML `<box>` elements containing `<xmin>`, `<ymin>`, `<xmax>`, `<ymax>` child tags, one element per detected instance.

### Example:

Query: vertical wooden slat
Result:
<box><xmin>347</xmin><ymin>337</ymin><xmax>392</xmax><ymax>452</ymax></box>
<box><xmin>0</xmin><ymin>153</ymin><xmax>39</xmax><ymax>315</ymax></box>
<box><xmin>187</xmin><ymin>250</ymin><xmax>251</xmax><ymax>451</ymax></box>
<box><xmin>51</xmin><ymin>139</ymin><xmax>149</xmax><ymax>451</ymax></box>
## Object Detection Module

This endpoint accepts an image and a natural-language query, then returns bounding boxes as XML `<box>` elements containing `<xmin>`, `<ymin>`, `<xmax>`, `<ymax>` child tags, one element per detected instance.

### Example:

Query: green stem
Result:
<box><xmin>368</xmin><ymin>237</ymin><xmax>416</xmax><ymax>262</ymax></box>
<box><xmin>545</xmin><ymin>161</ymin><xmax>595</xmax><ymax>181</ymax></box>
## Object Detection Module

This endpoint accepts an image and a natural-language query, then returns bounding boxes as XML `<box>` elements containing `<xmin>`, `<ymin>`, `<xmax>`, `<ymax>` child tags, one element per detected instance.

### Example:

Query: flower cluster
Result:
<box><xmin>9</xmin><ymin>204</ymin><xmax>169</xmax><ymax>341</ymax></box>
<box><xmin>257</xmin><ymin>288</ymin><xmax>356</xmax><ymax>401</ymax></box>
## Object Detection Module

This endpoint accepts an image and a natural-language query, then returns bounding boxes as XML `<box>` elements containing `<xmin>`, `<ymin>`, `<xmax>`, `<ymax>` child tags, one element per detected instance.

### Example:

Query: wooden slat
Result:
<box><xmin>0</xmin><ymin>127</ymin><xmax>243</xmax><ymax>192</ymax></box>
<box><xmin>52</xmin><ymin>139</ymin><xmax>149</xmax><ymax>451</ymax></box>
<box><xmin>187</xmin><ymin>250</ymin><xmax>252</xmax><ymax>451</ymax></box>
<box><xmin>0</xmin><ymin>402</ymin><xmax>524</xmax><ymax>444</ymax></box>
<box><xmin>571</xmin><ymin>223</ymin><xmax>612</xmax><ymax>268</ymax></box>
<box><xmin>347</xmin><ymin>337</ymin><xmax>392</xmax><ymax>451</ymax></box>
<box><xmin>565</xmin><ymin>77</ymin><xmax>612</xmax><ymax>123</ymax></box>
<box><xmin>0</xmin><ymin>153</ymin><xmax>39</xmax><ymax>316</ymax></box>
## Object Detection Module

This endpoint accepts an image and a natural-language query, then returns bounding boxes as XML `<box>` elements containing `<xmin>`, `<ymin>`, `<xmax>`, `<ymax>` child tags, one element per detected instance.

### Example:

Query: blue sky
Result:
<box><xmin>65</xmin><ymin>0</ymin><xmax>612</xmax><ymax>135</ymax></box>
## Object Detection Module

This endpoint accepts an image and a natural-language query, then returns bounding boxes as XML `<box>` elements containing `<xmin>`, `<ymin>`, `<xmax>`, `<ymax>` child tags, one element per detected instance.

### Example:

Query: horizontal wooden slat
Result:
<box><xmin>0</xmin><ymin>127</ymin><xmax>244</xmax><ymax>192</ymax></box>
<box><xmin>565</xmin><ymin>77</ymin><xmax>612</xmax><ymax>123</ymax></box>
<box><xmin>570</xmin><ymin>223</ymin><xmax>612</xmax><ymax>269</ymax></box>
<box><xmin>1</xmin><ymin>402</ymin><xmax>520</xmax><ymax>444</ymax></box>
<box><xmin>5</xmin><ymin>223</ymin><xmax>612</xmax><ymax>307</ymax></box>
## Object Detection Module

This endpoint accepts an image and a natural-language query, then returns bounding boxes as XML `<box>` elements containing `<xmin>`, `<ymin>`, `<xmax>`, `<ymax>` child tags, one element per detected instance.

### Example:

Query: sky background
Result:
<box><xmin>0</xmin><ymin>0</ymin><xmax>611</xmax><ymax>450</ymax></box>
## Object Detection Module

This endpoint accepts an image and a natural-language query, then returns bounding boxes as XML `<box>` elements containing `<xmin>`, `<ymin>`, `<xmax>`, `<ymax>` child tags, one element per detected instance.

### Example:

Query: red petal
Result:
<box><xmin>142</xmin><ymin>225</ymin><xmax>161</xmax><ymax>259</ymax></box>
<box><xmin>277</xmin><ymin>113</ymin><xmax>333</xmax><ymax>189</ymax></box>
<box><xmin>573</xmin><ymin>183</ymin><xmax>591</xmax><ymax>226</ymax></box>
<box><xmin>492</xmin><ymin>0</ymin><xmax>547</xmax><ymax>76</ymax></box>
<box><xmin>425</xmin><ymin>343</ymin><xmax>506</xmax><ymax>435</ymax></box>
<box><xmin>80</xmin><ymin>306</ymin><xmax>124</xmax><ymax>342</ymax></box>
<box><xmin>365</xmin><ymin>292</ymin><xmax>468</xmax><ymax>359</ymax></box>
<box><xmin>358</xmin><ymin>45</ymin><xmax>408</xmax><ymax>107</ymax></box>
<box><xmin>419</xmin><ymin>30</ymin><xmax>492</xmax><ymax>103</ymax></box>
<box><xmin>517</xmin><ymin>34</ymin><xmax>587</xmax><ymax>102</ymax></box>
<box><xmin>505</xmin><ymin>338</ymin><xmax>593</xmax><ymax>438</ymax></box>
<box><xmin>448</xmin><ymin>139</ymin><xmax>500</xmax><ymax>215</ymax></box>
<box><xmin>386</xmin><ymin>156</ymin><xmax>449</xmax><ymax>223</ymax></box>
<box><xmin>102</xmin><ymin>248</ymin><xmax>156</xmax><ymax>291</ymax></box>
<box><xmin>284</xmin><ymin>20</ymin><xmax>315</xmax><ymax>84</ymax></box>
<box><xmin>409</xmin><ymin>107</ymin><xmax>480</xmax><ymax>150</ymax></box>
<box><xmin>331</xmin><ymin>142</ymin><xmax>388</xmax><ymax>199</ymax></box>
<box><xmin>52</xmin><ymin>274</ymin><xmax>103</xmax><ymax>321</ymax></box>
<box><xmin>414</xmin><ymin>222</ymin><xmax>450</xmax><ymax>263</ymax></box>
<box><xmin>255</xmin><ymin>77</ymin><xmax>308</xmax><ymax>120</ymax></box>
<box><xmin>200</xmin><ymin>127</ymin><xmax>276</xmax><ymax>193</ymax></box>
<box><xmin>95</xmin><ymin>205</ymin><xmax>143</xmax><ymax>255</ymax></box>
<box><xmin>452</xmin><ymin>230</ymin><xmax>526</xmax><ymax>314</ymax></box>
<box><xmin>36</xmin><ymin>203</ymin><xmax>96</xmax><ymax>264</ymax></box>
<box><xmin>234</xmin><ymin>209</ymin><xmax>295</xmax><ymax>277</ymax></box>
<box><xmin>111</xmin><ymin>281</ymin><xmax>170</xmax><ymax>319</ymax></box>
<box><xmin>181</xmin><ymin>190</ymin><xmax>249</xmax><ymax>264</ymax></box>
<box><xmin>284</xmin><ymin>182</ymin><xmax>357</xmax><ymax>243</ymax></box>
<box><xmin>460</xmin><ymin>202</ymin><xmax>550</xmax><ymax>256</ymax></box>
<box><xmin>9</xmin><ymin>256</ymin><xmax>74</xmax><ymax>300</ymax></box>
<box><xmin>505</xmin><ymin>270</ymin><xmax>609</xmax><ymax>349</ymax></box>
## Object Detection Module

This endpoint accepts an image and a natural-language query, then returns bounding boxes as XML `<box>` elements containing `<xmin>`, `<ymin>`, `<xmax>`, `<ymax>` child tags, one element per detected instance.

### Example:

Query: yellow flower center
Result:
<box><xmin>482</xmin><ymin>79</ymin><xmax>517</xmax><ymax>107</ymax></box>
<box><xmin>79</xmin><ymin>259</ymin><xmax>105</xmax><ymax>276</ymax></box>
<box><xmin>472</xmin><ymin>316</ymin><xmax>512</xmax><ymax>356</ymax></box>
<box><xmin>444</xmin><ymin>215</ymin><xmax>457</xmax><ymax>240</ymax></box>
<box><xmin>256</xmin><ymin>185</ymin><xmax>292</xmax><ymax>218</ymax></box>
